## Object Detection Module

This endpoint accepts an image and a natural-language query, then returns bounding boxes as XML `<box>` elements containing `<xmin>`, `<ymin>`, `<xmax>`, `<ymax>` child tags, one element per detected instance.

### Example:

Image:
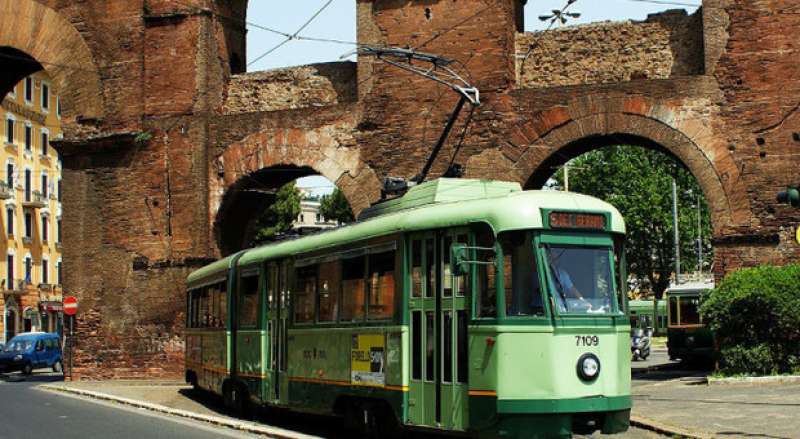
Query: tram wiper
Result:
<box><xmin>544</xmin><ymin>245</ymin><xmax>568</xmax><ymax>309</ymax></box>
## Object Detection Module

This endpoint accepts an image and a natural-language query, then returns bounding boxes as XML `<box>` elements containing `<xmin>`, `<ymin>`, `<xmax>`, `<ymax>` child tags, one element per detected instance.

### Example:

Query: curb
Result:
<box><xmin>39</xmin><ymin>384</ymin><xmax>322</xmax><ymax>439</ymax></box>
<box><xmin>707</xmin><ymin>374</ymin><xmax>800</xmax><ymax>385</ymax></box>
<box><xmin>630</xmin><ymin>415</ymin><xmax>712</xmax><ymax>439</ymax></box>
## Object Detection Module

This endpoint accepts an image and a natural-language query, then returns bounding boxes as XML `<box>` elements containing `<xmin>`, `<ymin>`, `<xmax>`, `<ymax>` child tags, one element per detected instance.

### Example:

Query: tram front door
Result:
<box><xmin>408</xmin><ymin>232</ymin><xmax>469</xmax><ymax>430</ymax></box>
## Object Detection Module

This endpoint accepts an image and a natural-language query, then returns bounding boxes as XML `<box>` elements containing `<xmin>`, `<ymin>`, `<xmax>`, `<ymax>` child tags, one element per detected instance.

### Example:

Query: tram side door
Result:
<box><xmin>408</xmin><ymin>232</ymin><xmax>469</xmax><ymax>431</ymax></box>
<box><xmin>270</xmin><ymin>261</ymin><xmax>290</xmax><ymax>405</ymax></box>
<box><xmin>266</xmin><ymin>263</ymin><xmax>279</xmax><ymax>403</ymax></box>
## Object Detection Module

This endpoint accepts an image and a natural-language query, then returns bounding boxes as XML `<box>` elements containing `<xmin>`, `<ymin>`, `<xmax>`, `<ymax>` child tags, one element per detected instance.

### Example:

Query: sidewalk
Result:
<box><xmin>631</xmin><ymin>373</ymin><xmax>800</xmax><ymax>439</ymax></box>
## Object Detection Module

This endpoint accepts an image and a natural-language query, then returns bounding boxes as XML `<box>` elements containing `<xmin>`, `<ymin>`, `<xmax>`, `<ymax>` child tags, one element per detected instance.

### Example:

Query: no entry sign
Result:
<box><xmin>63</xmin><ymin>296</ymin><xmax>78</xmax><ymax>316</ymax></box>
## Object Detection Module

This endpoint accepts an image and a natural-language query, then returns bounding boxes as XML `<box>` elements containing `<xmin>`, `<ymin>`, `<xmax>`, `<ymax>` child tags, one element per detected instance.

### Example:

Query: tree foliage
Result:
<box><xmin>552</xmin><ymin>145</ymin><xmax>713</xmax><ymax>297</ymax></box>
<box><xmin>700</xmin><ymin>264</ymin><xmax>800</xmax><ymax>374</ymax></box>
<box><xmin>252</xmin><ymin>181</ymin><xmax>301</xmax><ymax>244</ymax></box>
<box><xmin>319</xmin><ymin>188</ymin><xmax>355</xmax><ymax>224</ymax></box>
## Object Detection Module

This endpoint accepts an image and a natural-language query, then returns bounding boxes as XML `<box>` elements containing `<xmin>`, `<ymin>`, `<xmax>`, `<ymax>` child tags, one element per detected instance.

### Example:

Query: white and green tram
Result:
<box><xmin>185</xmin><ymin>178</ymin><xmax>631</xmax><ymax>438</ymax></box>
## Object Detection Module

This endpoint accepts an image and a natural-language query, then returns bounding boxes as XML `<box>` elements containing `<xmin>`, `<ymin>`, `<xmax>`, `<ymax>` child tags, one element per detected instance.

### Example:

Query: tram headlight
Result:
<box><xmin>577</xmin><ymin>353</ymin><xmax>600</xmax><ymax>382</ymax></box>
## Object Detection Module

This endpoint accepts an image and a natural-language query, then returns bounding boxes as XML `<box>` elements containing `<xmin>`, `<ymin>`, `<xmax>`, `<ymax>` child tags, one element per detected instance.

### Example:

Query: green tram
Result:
<box><xmin>628</xmin><ymin>300</ymin><xmax>666</xmax><ymax>336</ymax></box>
<box><xmin>185</xmin><ymin>179</ymin><xmax>632</xmax><ymax>438</ymax></box>
<box><xmin>665</xmin><ymin>282</ymin><xmax>715</xmax><ymax>363</ymax></box>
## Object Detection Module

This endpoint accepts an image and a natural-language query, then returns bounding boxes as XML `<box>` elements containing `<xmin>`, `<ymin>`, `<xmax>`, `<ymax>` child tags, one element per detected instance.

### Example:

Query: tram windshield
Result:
<box><xmin>545</xmin><ymin>246</ymin><xmax>616</xmax><ymax>315</ymax></box>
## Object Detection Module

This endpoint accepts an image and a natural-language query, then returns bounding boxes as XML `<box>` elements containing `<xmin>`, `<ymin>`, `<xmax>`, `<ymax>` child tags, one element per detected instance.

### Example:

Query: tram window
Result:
<box><xmin>457</xmin><ymin>310</ymin><xmax>468</xmax><ymax>383</ymax></box>
<box><xmin>679</xmin><ymin>296</ymin><xmax>701</xmax><ymax>325</ymax></box>
<box><xmin>501</xmin><ymin>232</ymin><xmax>544</xmax><ymax>317</ymax></box>
<box><xmin>367</xmin><ymin>250</ymin><xmax>395</xmax><ymax>320</ymax></box>
<box><xmin>412</xmin><ymin>311</ymin><xmax>422</xmax><ymax>380</ymax></box>
<box><xmin>340</xmin><ymin>255</ymin><xmax>366</xmax><ymax>321</ymax></box>
<box><xmin>545</xmin><ymin>246</ymin><xmax>615</xmax><ymax>315</ymax></box>
<box><xmin>318</xmin><ymin>260</ymin><xmax>340</xmax><ymax>322</ymax></box>
<box><xmin>199</xmin><ymin>288</ymin><xmax>210</xmax><ymax>327</ymax></box>
<box><xmin>208</xmin><ymin>285</ymin><xmax>219</xmax><ymax>328</ymax></box>
<box><xmin>239</xmin><ymin>275</ymin><xmax>259</xmax><ymax>328</ymax></box>
<box><xmin>425</xmin><ymin>239</ymin><xmax>435</xmax><ymax>298</ymax></box>
<box><xmin>476</xmin><ymin>232</ymin><xmax>497</xmax><ymax>318</ymax></box>
<box><xmin>217</xmin><ymin>281</ymin><xmax>228</xmax><ymax>328</ymax></box>
<box><xmin>443</xmin><ymin>311</ymin><xmax>453</xmax><ymax>383</ymax></box>
<box><xmin>425</xmin><ymin>311</ymin><xmax>435</xmax><ymax>381</ymax></box>
<box><xmin>669</xmin><ymin>297</ymin><xmax>679</xmax><ymax>326</ymax></box>
<box><xmin>294</xmin><ymin>266</ymin><xmax>317</xmax><ymax>324</ymax></box>
<box><xmin>455</xmin><ymin>234</ymin><xmax>468</xmax><ymax>297</ymax></box>
<box><xmin>411</xmin><ymin>240</ymin><xmax>422</xmax><ymax>298</ymax></box>
<box><xmin>443</xmin><ymin>236</ymin><xmax>453</xmax><ymax>297</ymax></box>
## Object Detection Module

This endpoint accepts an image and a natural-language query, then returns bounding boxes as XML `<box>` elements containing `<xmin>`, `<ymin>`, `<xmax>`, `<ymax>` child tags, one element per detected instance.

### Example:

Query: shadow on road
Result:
<box><xmin>0</xmin><ymin>371</ymin><xmax>64</xmax><ymax>383</ymax></box>
<box><xmin>178</xmin><ymin>388</ymin><xmax>447</xmax><ymax>439</ymax></box>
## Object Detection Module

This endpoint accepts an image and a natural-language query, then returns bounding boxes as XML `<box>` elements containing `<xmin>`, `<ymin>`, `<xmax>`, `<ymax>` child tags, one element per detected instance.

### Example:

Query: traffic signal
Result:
<box><xmin>777</xmin><ymin>187</ymin><xmax>800</xmax><ymax>208</ymax></box>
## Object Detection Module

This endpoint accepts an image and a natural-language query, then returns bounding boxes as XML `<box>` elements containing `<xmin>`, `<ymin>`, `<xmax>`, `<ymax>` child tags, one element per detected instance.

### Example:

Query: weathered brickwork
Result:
<box><xmin>0</xmin><ymin>0</ymin><xmax>797</xmax><ymax>378</ymax></box>
<box><xmin>516</xmin><ymin>9</ymin><xmax>704</xmax><ymax>88</ymax></box>
<box><xmin>223</xmin><ymin>62</ymin><xmax>357</xmax><ymax>114</ymax></box>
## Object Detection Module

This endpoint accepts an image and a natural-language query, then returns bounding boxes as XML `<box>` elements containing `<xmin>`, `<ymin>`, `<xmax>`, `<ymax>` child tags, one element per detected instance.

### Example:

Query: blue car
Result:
<box><xmin>0</xmin><ymin>333</ymin><xmax>63</xmax><ymax>375</ymax></box>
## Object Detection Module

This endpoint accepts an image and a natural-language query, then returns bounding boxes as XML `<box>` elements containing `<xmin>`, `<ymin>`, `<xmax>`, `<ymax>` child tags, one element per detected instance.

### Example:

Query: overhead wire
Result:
<box><xmin>247</xmin><ymin>0</ymin><xmax>335</xmax><ymax>68</ymax></box>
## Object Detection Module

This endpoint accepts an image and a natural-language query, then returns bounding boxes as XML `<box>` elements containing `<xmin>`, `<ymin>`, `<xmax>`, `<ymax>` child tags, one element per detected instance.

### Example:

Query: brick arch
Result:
<box><xmin>0</xmin><ymin>0</ymin><xmax>103</xmax><ymax>119</ymax></box>
<box><xmin>504</xmin><ymin>96</ymin><xmax>751</xmax><ymax>235</ymax></box>
<box><xmin>210</xmin><ymin>126</ymin><xmax>382</xmax><ymax>254</ymax></box>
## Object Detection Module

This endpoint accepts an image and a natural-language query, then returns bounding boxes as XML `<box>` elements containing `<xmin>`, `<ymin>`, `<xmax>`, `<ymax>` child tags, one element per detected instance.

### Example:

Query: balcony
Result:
<box><xmin>22</xmin><ymin>190</ymin><xmax>46</xmax><ymax>208</ymax></box>
<box><xmin>2</xmin><ymin>279</ymin><xmax>28</xmax><ymax>295</ymax></box>
<box><xmin>0</xmin><ymin>181</ymin><xmax>13</xmax><ymax>199</ymax></box>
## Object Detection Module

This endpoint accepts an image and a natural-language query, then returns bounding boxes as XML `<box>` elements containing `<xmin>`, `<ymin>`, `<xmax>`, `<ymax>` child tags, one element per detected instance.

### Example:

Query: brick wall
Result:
<box><xmin>516</xmin><ymin>9</ymin><xmax>704</xmax><ymax>88</ymax></box>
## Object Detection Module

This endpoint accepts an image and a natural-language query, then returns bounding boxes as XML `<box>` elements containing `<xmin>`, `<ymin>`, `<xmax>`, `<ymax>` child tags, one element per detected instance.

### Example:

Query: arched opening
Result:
<box><xmin>214</xmin><ymin>166</ymin><xmax>355</xmax><ymax>256</ymax></box>
<box><xmin>0</xmin><ymin>50</ymin><xmax>69</xmax><ymax>342</ymax></box>
<box><xmin>527</xmin><ymin>135</ymin><xmax>714</xmax><ymax>299</ymax></box>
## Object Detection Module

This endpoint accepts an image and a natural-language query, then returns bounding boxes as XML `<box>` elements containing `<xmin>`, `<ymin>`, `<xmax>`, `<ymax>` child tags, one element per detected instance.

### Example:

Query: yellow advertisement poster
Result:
<box><xmin>351</xmin><ymin>334</ymin><xmax>386</xmax><ymax>387</ymax></box>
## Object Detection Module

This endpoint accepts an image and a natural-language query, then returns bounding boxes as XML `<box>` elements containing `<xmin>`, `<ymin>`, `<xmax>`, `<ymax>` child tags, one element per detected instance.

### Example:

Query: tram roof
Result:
<box><xmin>188</xmin><ymin>179</ymin><xmax>624</xmax><ymax>285</ymax></box>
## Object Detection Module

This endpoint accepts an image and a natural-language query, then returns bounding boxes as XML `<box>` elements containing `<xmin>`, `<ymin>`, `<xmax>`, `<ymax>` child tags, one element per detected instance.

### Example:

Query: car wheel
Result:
<box><xmin>53</xmin><ymin>360</ymin><xmax>63</xmax><ymax>373</ymax></box>
<box><xmin>22</xmin><ymin>363</ymin><xmax>33</xmax><ymax>375</ymax></box>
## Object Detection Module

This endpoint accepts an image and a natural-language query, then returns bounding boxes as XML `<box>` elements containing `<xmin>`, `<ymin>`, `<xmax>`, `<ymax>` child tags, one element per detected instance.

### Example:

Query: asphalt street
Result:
<box><xmin>0</xmin><ymin>372</ymin><xmax>261</xmax><ymax>439</ymax></box>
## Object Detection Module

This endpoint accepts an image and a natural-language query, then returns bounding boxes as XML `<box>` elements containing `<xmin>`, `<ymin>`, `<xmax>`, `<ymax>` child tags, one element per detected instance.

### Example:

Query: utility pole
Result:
<box><xmin>564</xmin><ymin>164</ymin><xmax>570</xmax><ymax>192</ymax></box>
<box><xmin>697</xmin><ymin>195</ymin><xmax>702</xmax><ymax>275</ymax></box>
<box><xmin>672</xmin><ymin>178</ymin><xmax>681</xmax><ymax>284</ymax></box>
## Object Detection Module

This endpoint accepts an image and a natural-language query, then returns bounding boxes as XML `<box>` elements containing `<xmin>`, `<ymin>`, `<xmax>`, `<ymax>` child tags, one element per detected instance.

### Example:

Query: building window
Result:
<box><xmin>7</xmin><ymin>254</ymin><xmax>13</xmax><ymax>289</ymax></box>
<box><xmin>24</xmin><ymin>124</ymin><xmax>31</xmax><ymax>152</ymax></box>
<box><xmin>6</xmin><ymin>208</ymin><xmax>13</xmax><ymax>236</ymax></box>
<box><xmin>41</xmin><ymin>174</ymin><xmax>47</xmax><ymax>198</ymax></box>
<box><xmin>57</xmin><ymin>260</ymin><xmax>62</xmax><ymax>285</ymax></box>
<box><xmin>41</xmin><ymin>83</ymin><xmax>50</xmax><ymax>111</ymax></box>
<box><xmin>24</xmin><ymin>256</ymin><xmax>32</xmax><ymax>284</ymax></box>
<box><xmin>56</xmin><ymin>96</ymin><xmax>61</xmax><ymax>119</ymax></box>
<box><xmin>24</xmin><ymin>77</ymin><xmax>32</xmax><ymax>103</ymax></box>
<box><xmin>56</xmin><ymin>219</ymin><xmax>61</xmax><ymax>243</ymax></box>
<box><xmin>6</xmin><ymin>163</ymin><xmax>13</xmax><ymax>188</ymax></box>
<box><xmin>24</xmin><ymin>212</ymin><xmax>32</xmax><ymax>238</ymax></box>
<box><xmin>5</xmin><ymin>117</ymin><xmax>13</xmax><ymax>144</ymax></box>
<box><xmin>57</xmin><ymin>180</ymin><xmax>62</xmax><ymax>202</ymax></box>
<box><xmin>316</xmin><ymin>213</ymin><xmax>322</xmax><ymax>222</ymax></box>
<box><xmin>24</xmin><ymin>169</ymin><xmax>30</xmax><ymax>201</ymax></box>
<box><xmin>41</xmin><ymin>215</ymin><xmax>48</xmax><ymax>242</ymax></box>
<box><xmin>42</xmin><ymin>259</ymin><xmax>48</xmax><ymax>284</ymax></box>
<box><xmin>41</xmin><ymin>130</ymin><xmax>48</xmax><ymax>156</ymax></box>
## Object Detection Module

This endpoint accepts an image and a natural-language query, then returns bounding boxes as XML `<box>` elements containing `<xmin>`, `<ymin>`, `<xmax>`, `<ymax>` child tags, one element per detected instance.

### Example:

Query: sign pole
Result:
<box><xmin>68</xmin><ymin>315</ymin><xmax>73</xmax><ymax>381</ymax></box>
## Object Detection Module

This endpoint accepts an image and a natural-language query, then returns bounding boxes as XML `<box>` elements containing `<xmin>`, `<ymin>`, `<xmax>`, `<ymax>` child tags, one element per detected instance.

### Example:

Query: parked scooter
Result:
<box><xmin>631</xmin><ymin>327</ymin><xmax>652</xmax><ymax>361</ymax></box>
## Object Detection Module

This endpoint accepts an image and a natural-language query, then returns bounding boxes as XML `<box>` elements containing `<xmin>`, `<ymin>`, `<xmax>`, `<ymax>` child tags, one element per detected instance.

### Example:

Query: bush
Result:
<box><xmin>700</xmin><ymin>264</ymin><xmax>800</xmax><ymax>375</ymax></box>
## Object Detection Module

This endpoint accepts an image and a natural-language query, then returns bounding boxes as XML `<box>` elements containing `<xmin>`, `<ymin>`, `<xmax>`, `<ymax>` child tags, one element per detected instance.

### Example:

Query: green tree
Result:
<box><xmin>319</xmin><ymin>188</ymin><xmax>355</xmax><ymax>224</ymax></box>
<box><xmin>252</xmin><ymin>181</ymin><xmax>301</xmax><ymax>244</ymax></box>
<box><xmin>553</xmin><ymin>145</ymin><xmax>713</xmax><ymax>297</ymax></box>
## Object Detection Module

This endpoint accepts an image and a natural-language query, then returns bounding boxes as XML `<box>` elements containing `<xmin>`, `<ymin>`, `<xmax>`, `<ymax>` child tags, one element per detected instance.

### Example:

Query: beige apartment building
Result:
<box><xmin>0</xmin><ymin>71</ymin><xmax>63</xmax><ymax>342</ymax></box>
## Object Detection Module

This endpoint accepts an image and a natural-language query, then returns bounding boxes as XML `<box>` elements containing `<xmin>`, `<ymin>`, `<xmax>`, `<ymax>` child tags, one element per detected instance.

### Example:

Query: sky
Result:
<box><xmin>246</xmin><ymin>0</ymin><xmax>701</xmax><ymax>194</ymax></box>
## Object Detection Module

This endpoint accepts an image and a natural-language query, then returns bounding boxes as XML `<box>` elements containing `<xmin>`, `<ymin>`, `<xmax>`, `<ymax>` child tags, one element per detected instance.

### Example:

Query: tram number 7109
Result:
<box><xmin>575</xmin><ymin>335</ymin><xmax>600</xmax><ymax>347</ymax></box>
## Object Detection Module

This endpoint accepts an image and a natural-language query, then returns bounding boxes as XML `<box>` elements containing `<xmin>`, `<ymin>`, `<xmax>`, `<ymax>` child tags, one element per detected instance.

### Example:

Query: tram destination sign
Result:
<box><xmin>548</xmin><ymin>211</ymin><xmax>607</xmax><ymax>231</ymax></box>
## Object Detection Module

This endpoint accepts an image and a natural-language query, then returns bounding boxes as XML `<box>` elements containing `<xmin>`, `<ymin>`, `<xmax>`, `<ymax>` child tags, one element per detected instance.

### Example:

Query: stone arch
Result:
<box><xmin>211</xmin><ymin>126</ymin><xmax>382</xmax><ymax>255</ymax></box>
<box><xmin>0</xmin><ymin>0</ymin><xmax>103</xmax><ymax>120</ymax></box>
<box><xmin>500</xmin><ymin>95</ymin><xmax>751</xmax><ymax>236</ymax></box>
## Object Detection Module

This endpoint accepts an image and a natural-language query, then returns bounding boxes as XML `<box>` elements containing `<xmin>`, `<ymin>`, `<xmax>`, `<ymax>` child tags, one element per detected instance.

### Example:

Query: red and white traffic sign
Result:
<box><xmin>63</xmin><ymin>296</ymin><xmax>78</xmax><ymax>316</ymax></box>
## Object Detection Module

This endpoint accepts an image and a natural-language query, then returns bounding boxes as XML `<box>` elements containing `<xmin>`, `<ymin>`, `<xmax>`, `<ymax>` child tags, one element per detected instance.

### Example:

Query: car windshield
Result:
<box><xmin>3</xmin><ymin>338</ymin><xmax>33</xmax><ymax>352</ymax></box>
<box><xmin>545</xmin><ymin>245</ymin><xmax>616</xmax><ymax>315</ymax></box>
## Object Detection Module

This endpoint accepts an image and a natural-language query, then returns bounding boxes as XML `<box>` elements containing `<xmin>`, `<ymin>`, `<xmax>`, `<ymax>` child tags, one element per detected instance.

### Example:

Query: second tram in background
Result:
<box><xmin>185</xmin><ymin>178</ymin><xmax>632</xmax><ymax>438</ymax></box>
<box><xmin>665</xmin><ymin>281</ymin><xmax>715</xmax><ymax>363</ymax></box>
